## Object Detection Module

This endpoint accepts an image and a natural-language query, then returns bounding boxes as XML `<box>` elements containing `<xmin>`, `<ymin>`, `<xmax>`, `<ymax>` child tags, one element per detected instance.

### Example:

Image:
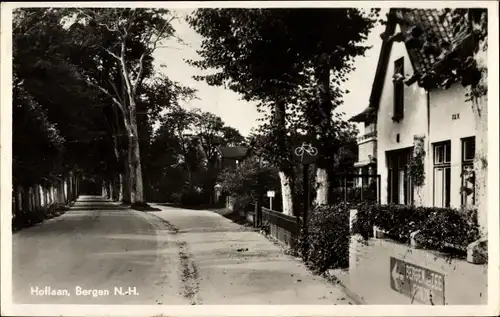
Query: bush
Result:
<box><xmin>353</xmin><ymin>203</ymin><xmax>480</xmax><ymax>252</ymax></box>
<box><xmin>302</xmin><ymin>203</ymin><xmax>350</xmax><ymax>274</ymax></box>
<box><xmin>417</xmin><ymin>208</ymin><xmax>479</xmax><ymax>251</ymax></box>
<box><xmin>172</xmin><ymin>187</ymin><xmax>210</xmax><ymax>207</ymax></box>
<box><xmin>217</xmin><ymin>160</ymin><xmax>280</xmax><ymax>210</ymax></box>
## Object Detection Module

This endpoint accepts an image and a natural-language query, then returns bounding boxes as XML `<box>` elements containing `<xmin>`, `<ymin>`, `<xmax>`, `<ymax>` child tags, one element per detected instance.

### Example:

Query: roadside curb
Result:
<box><xmin>259</xmin><ymin>230</ymin><xmax>365</xmax><ymax>305</ymax></box>
<box><xmin>324</xmin><ymin>271</ymin><xmax>366</xmax><ymax>305</ymax></box>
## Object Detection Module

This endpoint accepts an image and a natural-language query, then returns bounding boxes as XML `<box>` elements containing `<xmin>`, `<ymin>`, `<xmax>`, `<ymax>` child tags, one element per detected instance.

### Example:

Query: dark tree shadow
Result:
<box><xmin>130</xmin><ymin>202</ymin><xmax>161</xmax><ymax>212</ymax></box>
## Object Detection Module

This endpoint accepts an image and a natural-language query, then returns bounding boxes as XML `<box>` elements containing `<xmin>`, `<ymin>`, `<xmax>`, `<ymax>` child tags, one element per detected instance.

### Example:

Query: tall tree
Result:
<box><xmin>282</xmin><ymin>9</ymin><xmax>379</xmax><ymax>205</ymax></box>
<box><xmin>65</xmin><ymin>8</ymin><xmax>179</xmax><ymax>205</ymax></box>
<box><xmin>188</xmin><ymin>9</ymin><xmax>314</xmax><ymax>215</ymax></box>
<box><xmin>12</xmin><ymin>8</ymin><xmax>116</xmax><ymax>190</ymax></box>
<box><xmin>188</xmin><ymin>8</ymin><xmax>379</xmax><ymax>212</ymax></box>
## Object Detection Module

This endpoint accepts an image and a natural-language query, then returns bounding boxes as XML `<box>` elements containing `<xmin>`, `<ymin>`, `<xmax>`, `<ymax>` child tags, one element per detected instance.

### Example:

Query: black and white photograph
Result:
<box><xmin>1</xmin><ymin>1</ymin><xmax>498</xmax><ymax>316</ymax></box>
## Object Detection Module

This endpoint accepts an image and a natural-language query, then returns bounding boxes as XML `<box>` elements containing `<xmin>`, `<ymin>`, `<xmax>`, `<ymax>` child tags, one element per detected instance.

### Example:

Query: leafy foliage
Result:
<box><xmin>13</xmin><ymin>84</ymin><xmax>65</xmax><ymax>186</ymax></box>
<box><xmin>13</xmin><ymin>7</ymin><xmax>196</xmax><ymax>204</ymax></box>
<box><xmin>301</xmin><ymin>203</ymin><xmax>350</xmax><ymax>273</ymax></box>
<box><xmin>188</xmin><ymin>8</ymin><xmax>379</xmax><ymax>208</ymax></box>
<box><xmin>381</xmin><ymin>8</ymin><xmax>487</xmax><ymax>97</ymax></box>
<box><xmin>408</xmin><ymin>136</ymin><xmax>426</xmax><ymax>187</ymax></box>
<box><xmin>217</xmin><ymin>159</ymin><xmax>280</xmax><ymax>208</ymax></box>
<box><xmin>352</xmin><ymin>203</ymin><xmax>480</xmax><ymax>253</ymax></box>
<box><xmin>148</xmin><ymin>106</ymin><xmax>244</xmax><ymax>204</ymax></box>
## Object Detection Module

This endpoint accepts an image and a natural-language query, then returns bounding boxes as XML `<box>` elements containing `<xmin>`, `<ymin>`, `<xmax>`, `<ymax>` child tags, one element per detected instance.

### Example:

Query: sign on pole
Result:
<box><xmin>390</xmin><ymin>257</ymin><xmax>445</xmax><ymax>305</ymax></box>
<box><xmin>292</xmin><ymin>142</ymin><xmax>319</xmax><ymax>165</ymax></box>
<box><xmin>267</xmin><ymin>191</ymin><xmax>275</xmax><ymax>210</ymax></box>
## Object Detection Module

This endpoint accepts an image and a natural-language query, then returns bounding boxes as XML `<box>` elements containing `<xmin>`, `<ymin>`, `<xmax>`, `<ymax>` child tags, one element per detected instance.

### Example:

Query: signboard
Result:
<box><xmin>390</xmin><ymin>257</ymin><xmax>445</xmax><ymax>305</ymax></box>
<box><xmin>292</xmin><ymin>142</ymin><xmax>319</xmax><ymax>165</ymax></box>
<box><xmin>267</xmin><ymin>191</ymin><xmax>275</xmax><ymax>198</ymax></box>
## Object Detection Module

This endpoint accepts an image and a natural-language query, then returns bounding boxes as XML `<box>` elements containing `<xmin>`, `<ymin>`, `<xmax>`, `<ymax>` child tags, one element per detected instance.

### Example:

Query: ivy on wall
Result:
<box><xmin>409</xmin><ymin>135</ymin><xmax>426</xmax><ymax>187</ymax></box>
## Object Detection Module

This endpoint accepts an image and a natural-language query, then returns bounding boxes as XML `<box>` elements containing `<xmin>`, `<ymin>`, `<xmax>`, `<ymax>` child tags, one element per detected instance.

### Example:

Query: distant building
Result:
<box><xmin>350</xmin><ymin>9</ymin><xmax>476</xmax><ymax>209</ymax></box>
<box><xmin>217</xmin><ymin>146</ymin><xmax>251</xmax><ymax>169</ymax></box>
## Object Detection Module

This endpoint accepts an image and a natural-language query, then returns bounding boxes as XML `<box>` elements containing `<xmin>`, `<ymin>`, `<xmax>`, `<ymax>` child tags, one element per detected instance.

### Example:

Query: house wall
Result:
<box><xmin>376</xmin><ymin>24</ymin><xmax>428</xmax><ymax>205</ymax></box>
<box><xmin>428</xmin><ymin>82</ymin><xmax>474</xmax><ymax>208</ymax></box>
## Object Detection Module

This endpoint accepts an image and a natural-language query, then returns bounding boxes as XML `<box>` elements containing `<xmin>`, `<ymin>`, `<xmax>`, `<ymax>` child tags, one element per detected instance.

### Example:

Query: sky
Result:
<box><xmin>153</xmin><ymin>9</ymin><xmax>387</xmax><ymax>137</ymax></box>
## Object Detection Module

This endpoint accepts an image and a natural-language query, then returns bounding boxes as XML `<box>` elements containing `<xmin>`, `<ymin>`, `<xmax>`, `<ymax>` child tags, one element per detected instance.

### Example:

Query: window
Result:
<box><xmin>387</xmin><ymin>148</ymin><xmax>413</xmax><ymax>205</ymax></box>
<box><xmin>433</xmin><ymin>141</ymin><xmax>451</xmax><ymax>208</ymax></box>
<box><xmin>393</xmin><ymin>57</ymin><xmax>405</xmax><ymax>121</ymax></box>
<box><xmin>461</xmin><ymin>137</ymin><xmax>475</xmax><ymax>207</ymax></box>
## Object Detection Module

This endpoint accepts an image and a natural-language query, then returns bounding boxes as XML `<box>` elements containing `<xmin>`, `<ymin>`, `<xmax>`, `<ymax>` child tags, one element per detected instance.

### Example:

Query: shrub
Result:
<box><xmin>179</xmin><ymin>188</ymin><xmax>211</xmax><ymax>206</ymax></box>
<box><xmin>302</xmin><ymin>203</ymin><xmax>350</xmax><ymax>274</ymax></box>
<box><xmin>217</xmin><ymin>160</ymin><xmax>280</xmax><ymax>209</ymax></box>
<box><xmin>417</xmin><ymin>208</ymin><xmax>479</xmax><ymax>251</ymax></box>
<box><xmin>353</xmin><ymin>203</ymin><xmax>480</xmax><ymax>252</ymax></box>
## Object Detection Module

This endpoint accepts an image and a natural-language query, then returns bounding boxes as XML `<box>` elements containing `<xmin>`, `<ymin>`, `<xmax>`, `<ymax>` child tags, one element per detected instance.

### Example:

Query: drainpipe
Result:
<box><xmin>426</xmin><ymin>89</ymin><xmax>431</xmax><ymax>207</ymax></box>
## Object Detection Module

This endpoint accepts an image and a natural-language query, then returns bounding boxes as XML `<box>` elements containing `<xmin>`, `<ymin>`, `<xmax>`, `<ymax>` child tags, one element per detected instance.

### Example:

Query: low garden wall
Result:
<box><xmin>333</xmin><ymin>231</ymin><xmax>488</xmax><ymax>305</ymax></box>
<box><xmin>328</xmin><ymin>206</ymin><xmax>488</xmax><ymax>305</ymax></box>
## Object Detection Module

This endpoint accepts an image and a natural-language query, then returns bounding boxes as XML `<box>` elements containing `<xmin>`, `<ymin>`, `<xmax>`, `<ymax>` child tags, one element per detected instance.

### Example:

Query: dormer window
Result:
<box><xmin>393</xmin><ymin>57</ymin><xmax>404</xmax><ymax>122</ymax></box>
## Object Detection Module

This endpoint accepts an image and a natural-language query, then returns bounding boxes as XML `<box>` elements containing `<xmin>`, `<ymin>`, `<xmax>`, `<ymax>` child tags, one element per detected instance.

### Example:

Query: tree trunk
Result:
<box><xmin>314</xmin><ymin>168</ymin><xmax>329</xmax><ymax>205</ymax></box>
<box><xmin>118</xmin><ymin>174</ymin><xmax>124</xmax><ymax>201</ymax></box>
<box><xmin>279</xmin><ymin>171</ymin><xmax>294</xmax><ymax>216</ymax></box>
<box><xmin>472</xmin><ymin>97</ymin><xmax>487</xmax><ymax>235</ymax></box>
<box><xmin>21</xmin><ymin>186</ymin><xmax>30</xmax><ymax>213</ymax></box>
<box><xmin>467</xmin><ymin>27</ymin><xmax>488</xmax><ymax>237</ymax></box>
<box><xmin>29</xmin><ymin>187</ymin><xmax>35</xmax><ymax>211</ymax></box>
<box><xmin>274</xmin><ymin>98</ymin><xmax>295</xmax><ymax>216</ymax></box>
<box><xmin>122</xmin><ymin>153</ymin><xmax>131</xmax><ymax>204</ymax></box>
<box><xmin>129</xmin><ymin>132</ymin><xmax>144</xmax><ymax>204</ymax></box>
<box><xmin>313</xmin><ymin>61</ymin><xmax>333</xmax><ymax>206</ymax></box>
<box><xmin>36</xmin><ymin>185</ymin><xmax>42</xmax><ymax>209</ymax></box>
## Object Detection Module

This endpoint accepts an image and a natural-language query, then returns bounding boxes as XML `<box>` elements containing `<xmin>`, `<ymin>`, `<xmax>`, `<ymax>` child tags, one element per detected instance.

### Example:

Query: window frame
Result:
<box><xmin>387</xmin><ymin>147</ymin><xmax>414</xmax><ymax>205</ymax></box>
<box><xmin>433</xmin><ymin>140</ymin><xmax>451</xmax><ymax>208</ymax></box>
<box><xmin>392</xmin><ymin>57</ymin><xmax>405</xmax><ymax>122</ymax></box>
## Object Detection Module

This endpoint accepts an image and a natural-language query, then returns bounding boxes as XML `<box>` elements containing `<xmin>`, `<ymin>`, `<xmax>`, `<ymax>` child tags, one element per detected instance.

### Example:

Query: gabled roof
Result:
<box><xmin>218</xmin><ymin>146</ymin><xmax>250</xmax><ymax>159</ymax></box>
<box><xmin>350</xmin><ymin>8</ymin><xmax>472</xmax><ymax>124</ymax></box>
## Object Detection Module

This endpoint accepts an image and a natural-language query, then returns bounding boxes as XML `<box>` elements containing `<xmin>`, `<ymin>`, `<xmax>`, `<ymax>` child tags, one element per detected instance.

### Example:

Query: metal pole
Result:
<box><xmin>344</xmin><ymin>177</ymin><xmax>347</xmax><ymax>203</ymax></box>
<box><xmin>270</xmin><ymin>197</ymin><xmax>273</xmax><ymax>211</ymax></box>
<box><xmin>303</xmin><ymin>164</ymin><xmax>310</xmax><ymax>234</ymax></box>
<box><xmin>360</xmin><ymin>175</ymin><xmax>364</xmax><ymax>201</ymax></box>
<box><xmin>377</xmin><ymin>175</ymin><xmax>381</xmax><ymax>204</ymax></box>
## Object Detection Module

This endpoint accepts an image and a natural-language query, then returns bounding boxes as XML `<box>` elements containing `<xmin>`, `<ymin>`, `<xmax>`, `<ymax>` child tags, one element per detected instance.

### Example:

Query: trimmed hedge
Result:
<box><xmin>301</xmin><ymin>203</ymin><xmax>350</xmax><ymax>274</ymax></box>
<box><xmin>352</xmin><ymin>203</ymin><xmax>480</xmax><ymax>252</ymax></box>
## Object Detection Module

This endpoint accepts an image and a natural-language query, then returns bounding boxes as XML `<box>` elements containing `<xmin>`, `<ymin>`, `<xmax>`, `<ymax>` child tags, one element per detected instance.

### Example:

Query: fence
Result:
<box><xmin>261</xmin><ymin>207</ymin><xmax>299</xmax><ymax>248</ymax></box>
<box><xmin>12</xmin><ymin>172</ymin><xmax>80</xmax><ymax>231</ymax></box>
<box><xmin>330</xmin><ymin>174</ymin><xmax>380</xmax><ymax>204</ymax></box>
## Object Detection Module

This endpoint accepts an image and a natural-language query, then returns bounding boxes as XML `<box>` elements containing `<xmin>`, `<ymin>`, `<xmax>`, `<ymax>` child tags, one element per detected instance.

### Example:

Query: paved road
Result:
<box><xmin>12</xmin><ymin>196</ymin><xmax>352</xmax><ymax>305</ymax></box>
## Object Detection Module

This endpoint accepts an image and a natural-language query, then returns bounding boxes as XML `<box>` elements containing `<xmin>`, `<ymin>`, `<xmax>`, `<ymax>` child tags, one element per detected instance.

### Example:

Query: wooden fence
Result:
<box><xmin>261</xmin><ymin>207</ymin><xmax>300</xmax><ymax>248</ymax></box>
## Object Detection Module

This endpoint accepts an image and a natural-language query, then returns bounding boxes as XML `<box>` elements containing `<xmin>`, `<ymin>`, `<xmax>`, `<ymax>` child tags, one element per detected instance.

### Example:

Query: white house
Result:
<box><xmin>350</xmin><ymin>9</ymin><xmax>476</xmax><ymax>209</ymax></box>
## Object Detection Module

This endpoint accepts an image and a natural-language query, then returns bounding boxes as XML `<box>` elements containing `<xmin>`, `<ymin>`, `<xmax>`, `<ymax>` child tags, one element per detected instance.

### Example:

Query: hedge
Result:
<box><xmin>301</xmin><ymin>203</ymin><xmax>350</xmax><ymax>274</ymax></box>
<box><xmin>352</xmin><ymin>202</ymin><xmax>480</xmax><ymax>252</ymax></box>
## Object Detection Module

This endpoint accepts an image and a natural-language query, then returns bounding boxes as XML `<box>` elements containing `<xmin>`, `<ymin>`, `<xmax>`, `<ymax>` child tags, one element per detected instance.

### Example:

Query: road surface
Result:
<box><xmin>12</xmin><ymin>196</ymin><xmax>352</xmax><ymax>305</ymax></box>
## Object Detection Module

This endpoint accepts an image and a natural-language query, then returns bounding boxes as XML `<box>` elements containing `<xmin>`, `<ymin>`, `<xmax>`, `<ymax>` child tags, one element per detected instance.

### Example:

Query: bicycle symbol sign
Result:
<box><xmin>293</xmin><ymin>142</ymin><xmax>319</xmax><ymax>165</ymax></box>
